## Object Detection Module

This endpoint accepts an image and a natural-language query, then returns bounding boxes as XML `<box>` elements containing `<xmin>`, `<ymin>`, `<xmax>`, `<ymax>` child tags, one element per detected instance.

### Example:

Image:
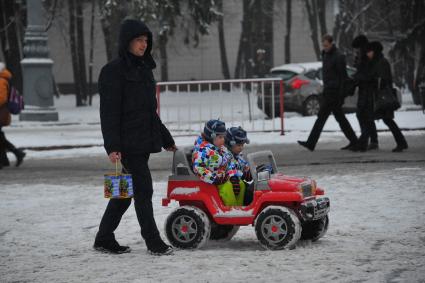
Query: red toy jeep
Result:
<box><xmin>162</xmin><ymin>149</ymin><xmax>330</xmax><ymax>250</ymax></box>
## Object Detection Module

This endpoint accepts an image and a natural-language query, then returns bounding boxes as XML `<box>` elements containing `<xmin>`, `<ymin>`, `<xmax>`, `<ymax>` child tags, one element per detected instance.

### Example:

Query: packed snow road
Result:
<box><xmin>1</xmin><ymin>136</ymin><xmax>425</xmax><ymax>282</ymax></box>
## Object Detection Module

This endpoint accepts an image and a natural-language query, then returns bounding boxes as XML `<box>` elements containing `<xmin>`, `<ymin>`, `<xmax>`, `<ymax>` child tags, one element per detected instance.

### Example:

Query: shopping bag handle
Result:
<box><xmin>115</xmin><ymin>160</ymin><xmax>130</xmax><ymax>176</ymax></box>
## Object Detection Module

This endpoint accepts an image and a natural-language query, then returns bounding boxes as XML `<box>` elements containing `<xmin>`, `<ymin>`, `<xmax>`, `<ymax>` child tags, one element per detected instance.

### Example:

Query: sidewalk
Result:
<box><xmin>3</xmin><ymin>94</ymin><xmax>424</xmax><ymax>160</ymax></box>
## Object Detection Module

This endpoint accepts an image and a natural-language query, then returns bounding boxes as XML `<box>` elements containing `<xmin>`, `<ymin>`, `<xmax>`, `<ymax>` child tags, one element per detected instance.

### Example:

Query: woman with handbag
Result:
<box><xmin>365</xmin><ymin>42</ymin><xmax>408</xmax><ymax>152</ymax></box>
<box><xmin>0</xmin><ymin>62</ymin><xmax>25</xmax><ymax>169</ymax></box>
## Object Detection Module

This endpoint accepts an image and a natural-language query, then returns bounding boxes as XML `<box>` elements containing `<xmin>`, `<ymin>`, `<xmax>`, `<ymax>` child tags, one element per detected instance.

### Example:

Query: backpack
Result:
<box><xmin>7</xmin><ymin>84</ymin><xmax>24</xmax><ymax>115</ymax></box>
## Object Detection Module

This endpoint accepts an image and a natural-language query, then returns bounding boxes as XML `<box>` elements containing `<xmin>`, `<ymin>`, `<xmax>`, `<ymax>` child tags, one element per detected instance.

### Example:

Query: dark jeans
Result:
<box><xmin>306</xmin><ymin>94</ymin><xmax>357</xmax><ymax>148</ymax></box>
<box><xmin>356</xmin><ymin>92</ymin><xmax>378</xmax><ymax>147</ymax></box>
<box><xmin>96</xmin><ymin>152</ymin><xmax>160</xmax><ymax>243</ymax></box>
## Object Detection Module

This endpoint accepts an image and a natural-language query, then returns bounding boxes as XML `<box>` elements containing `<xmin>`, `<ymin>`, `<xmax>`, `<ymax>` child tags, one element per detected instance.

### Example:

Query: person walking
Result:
<box><xmin>364</xmin><ymin>41</ymin><xmax>408</xmax><ymax>152</ymax></box>
<box><xmin>94</xmin><ymin>19</ymin><xmax>177</xmax><ymax>255</ymax></box>
<box><xmin>0</xmin><ymin>62</ymin><xmax>25</xmax><ymax>169</ymax></box>
<box><xmin>350</xmin><ymin>35</ymin><xmax>379</xmax><ymax>151</ymax></box>
<box><xmin>298</xmin><ymin>35</ymin><xmax>357</xmax><ymax>151</ymax></box>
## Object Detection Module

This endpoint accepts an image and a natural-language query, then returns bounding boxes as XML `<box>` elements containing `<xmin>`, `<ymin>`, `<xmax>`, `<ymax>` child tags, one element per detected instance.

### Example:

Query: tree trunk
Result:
<box><xmin>317</xmin><ymin>0</ymin><xmax>327</xmax><ymax>36</ymax></box>
<box><xmin>88</xmin><ymin>0</ymin><xmax>95</xmax><ymax>106</ymax></box>
<box><xmin>284</xmin><ymin>0</ymin><xmax>292</xmax><ymax>63</ymax></box>
<box><xmin>68</xmin><ymin>0</ymin><xmax>83</xmax><ymax>106</ymax></box>
<box><xmin>159</xmin><ymin>32</ymin><xmax>168</xmax><ymax>81</ymax></box>
<box><xmin>304</xmin><ymin>0</ymin><xmax>321</xmax><ymax>60</ymax></box>
<box><xmin>98</xmin><ymin>0</ymin><xmax>128</xmax><ymax>61</ymax></box>
<box><xmin>0</xmin><ymin>0</ymin><xmax>23</xmax><ymax>93</ymax></box>
<box><xmin>76</xmin><ymin>0</ymin><xmax>87</xmax><ymax>105</ymax></box>
<box><xmin>234</xmin><ymin>0</ymin><xmax>252</xmax><ymax>78</ymax></box>
<box><xmin>217</xmin><ymin>0</ymin><xmax>230</xmax><ymax>79</ymax></box>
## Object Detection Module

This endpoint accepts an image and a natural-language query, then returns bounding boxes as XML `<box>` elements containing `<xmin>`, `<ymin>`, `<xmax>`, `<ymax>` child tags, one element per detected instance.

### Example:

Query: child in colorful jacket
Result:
<box><xmin>192</xmin><ymin>119</ymin><xmax>229</xmax><ymax>185</ymax></box>
<box><xmin>222</xmin><ymin>127</ymin><xmax>252</xmax><ymax>206</ymax></box>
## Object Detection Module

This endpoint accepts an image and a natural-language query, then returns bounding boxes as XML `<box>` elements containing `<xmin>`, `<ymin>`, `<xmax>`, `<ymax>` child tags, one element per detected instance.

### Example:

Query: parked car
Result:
<box><xmin>257</xmin><ymin>62</ymin><xmax>323</xmax><ymax>117</ymax></box>
<box><xmin>162</xmin><ymin>149</ymin><xmax>330</xmax><ymax>250</ymax></box>
<box><xmin>257</xmin><ymin>62</ymin><xmax>402</xmax><ymax>117</ymax></box>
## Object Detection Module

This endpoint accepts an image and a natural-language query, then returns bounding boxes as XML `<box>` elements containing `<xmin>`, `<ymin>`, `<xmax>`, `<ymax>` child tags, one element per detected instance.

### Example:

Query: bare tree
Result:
<box><xmin>68</xmin><ymin>0</ymin><xmax>83</xmax><ymax>106</ymax></box>
<box><xmin>76</xmin><ymin>0</ymin><xmax>88</xmax><ymax>104</ymax></box>
<box><xmin>304</xmin><ymin>0</ymin><xmax>321</xmax><ymax>60</ymax></box>
<box><xmin>217</xmin><ymin>0</ymin><xmax>230</xmax><ymax>79</ymax></box>
<box><xmin>317</xmin><ymin>0</ymin><xmax>327</xmax><ymax>36</ymax></box>
<box><xmin>88</xmin><ymin>0</ymin><xmax>96</xmax><ymax>106</ymax></box>
<box><xmin>284</xmin><ymin>0</ymin><xmax>292</xmax><ymax>63</ymax></box>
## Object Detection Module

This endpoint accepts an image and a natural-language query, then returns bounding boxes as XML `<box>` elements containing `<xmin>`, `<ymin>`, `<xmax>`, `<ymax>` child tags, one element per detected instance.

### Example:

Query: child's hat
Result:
<box><xmin>204</xmin><ymin>119</ymin><xmax>226</xmax><ymax>140</ymax></box>
<box><xmin>225</xmin><ymin>126</ymin><xmax>250</xmax><ymax>147</ymax></box>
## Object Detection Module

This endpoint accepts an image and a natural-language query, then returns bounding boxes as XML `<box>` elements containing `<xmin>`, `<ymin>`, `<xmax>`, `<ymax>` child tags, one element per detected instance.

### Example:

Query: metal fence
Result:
<box><xmin>156</xmin><ymin>78</ymin><xmax>284</xmax><ymax>136</ymax></box>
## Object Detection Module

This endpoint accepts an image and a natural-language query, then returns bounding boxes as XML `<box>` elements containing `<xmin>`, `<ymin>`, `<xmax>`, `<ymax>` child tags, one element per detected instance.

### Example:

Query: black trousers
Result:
<box><xmin>0</xmin><ymin>129</ymin><xmax>17</xmax><ymax>165</ymax></box>
<box><xmin>383</xmin><ymin>118</ymin><xmax>407</xmax><ymax>147</ymax></box>
<box><xmin>356</xmin><ymin>92</ymin><xmax>378</xmax><ymax>147</ymax></box>
<box><xmin>96</xmin><ymin>152</ymin><xmax>160</xmax><ymax>243</ymax></box>
<box><xmin>306</xmin><ymin>94</ymin><xmax>357</xmax><ymax>149</ymax></box>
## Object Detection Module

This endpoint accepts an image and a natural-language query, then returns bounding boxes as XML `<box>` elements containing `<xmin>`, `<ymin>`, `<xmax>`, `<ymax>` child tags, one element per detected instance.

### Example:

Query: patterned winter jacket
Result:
<box><xmin>224</xmin><ymin>148</ymin><xmax>251</xmax><ymax>180</ymax></box>
<box><xmin>192</xmin><ymin>136</ymin><xmax>229</xmax><ymax>184</ymax></box>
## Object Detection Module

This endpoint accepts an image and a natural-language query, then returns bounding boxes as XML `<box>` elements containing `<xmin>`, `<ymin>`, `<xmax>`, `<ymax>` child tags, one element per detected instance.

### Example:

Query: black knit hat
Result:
<box><xmin>203</xmin><ymin>120</ymin><xmax>226</xmax><ymax>142</ymax></box>
<box><xmin>366</xmin><ymin>41</ymin><xmax>383</xmax><ymax>54</ymax></box>
<box><xmin>352</xmin><ymin>35</ymin><xmax>369</xmax><ymax>48</ymax></box>
<box><xmin>225</xmin><ymin>127</ymin><xmax>250</xmax><ymax>148</ymax></box>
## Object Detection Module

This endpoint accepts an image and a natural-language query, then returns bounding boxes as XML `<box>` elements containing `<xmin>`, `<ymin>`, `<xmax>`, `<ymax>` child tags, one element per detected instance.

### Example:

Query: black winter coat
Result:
<box><xmin>365</xmin><ymin>53</ymin><xmax>395</xmax><ymax>120</ymax></box>
<box><xmin>321</xmin><ymin>45</ymin><xmax>348</xmax><ymax>105</ymax></box>
<box><xmin>99</xmin><ymin>20</ymin><xmax>174</xmax><ymax>155</ymax></box>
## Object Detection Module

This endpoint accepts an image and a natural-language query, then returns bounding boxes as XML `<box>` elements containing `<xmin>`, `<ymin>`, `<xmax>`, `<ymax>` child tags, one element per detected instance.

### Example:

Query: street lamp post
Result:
<box><xmin>20</xmin><ymin>0</ymin><xmax>58</xmax><ymax>121</ymax></box>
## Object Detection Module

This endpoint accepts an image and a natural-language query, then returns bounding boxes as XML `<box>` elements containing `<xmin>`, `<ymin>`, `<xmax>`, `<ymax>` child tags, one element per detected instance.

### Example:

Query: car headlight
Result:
<box><xmin>298</xmin><ymin>179</ymin><xmax>316</xmax><ymax>197</ymax></box>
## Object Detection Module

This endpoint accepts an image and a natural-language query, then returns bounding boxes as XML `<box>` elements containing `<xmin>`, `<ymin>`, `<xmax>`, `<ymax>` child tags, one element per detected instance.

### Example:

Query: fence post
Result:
<box><xmin>156</xmin><ymin>84</ymin><xmax>161</xmax><ymax>117</ymax></box>
<box><xmin>279</xmin><ymin>79</ymin><xmax>285</xmax><ymax>135</ymax></box>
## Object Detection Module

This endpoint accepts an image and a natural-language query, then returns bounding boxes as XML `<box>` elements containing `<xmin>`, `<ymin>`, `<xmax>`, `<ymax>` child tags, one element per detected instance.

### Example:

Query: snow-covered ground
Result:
<box><xmin>3</xmin><ymin>92</ymin><xmax>425</xmax><ymax>160</ymax></box>
<box><xmin>1</xmin><ymin>163</ymin><xmax>424</xmax><ymax>282</ymax></box>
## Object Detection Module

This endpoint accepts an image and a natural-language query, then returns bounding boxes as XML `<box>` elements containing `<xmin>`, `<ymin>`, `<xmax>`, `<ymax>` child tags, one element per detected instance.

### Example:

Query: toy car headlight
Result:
<box><xmin>298</xmin><ymin>180</ymin><xmax>316</xmax><ymax>196</ymax></box>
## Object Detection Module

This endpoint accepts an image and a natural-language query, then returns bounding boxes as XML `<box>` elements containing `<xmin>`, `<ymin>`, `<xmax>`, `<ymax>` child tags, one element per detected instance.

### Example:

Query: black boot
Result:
<box><xmin>367</xmin><ymin>142</ymin><xmax>379</xmax><ymax>151</ymax></box>
<box><xmin>146</xmin><ymin>237</ymin><xmax>173</xmax><ymax>256</ymax></box>
<box><xmin>297</xmin><ymin>141</ymin><xmax>314</xmax><ymax>151</ymax></box>
<box><xmin>14</xmin><ymin>149</ymin><xmax>26</xmax><ymax>167</ymax></box>
<box><xmin>0</xmin><ymin>150</ymin><xmax>9</xmax><ymax>167</ymax></box>
<box><xmin>93</xmin><ymin>239</ymin><xmax>131</xmax><ymax>254</ymax></box>
<box><xmin>341</xmin><ymin>143</ymin><xmax>357</xmax><ymax>150</ymax></box>
<box><xmin>392</xmin><ymin>143</ymin><xmax>408</xmax><ymax>152</ymax></box>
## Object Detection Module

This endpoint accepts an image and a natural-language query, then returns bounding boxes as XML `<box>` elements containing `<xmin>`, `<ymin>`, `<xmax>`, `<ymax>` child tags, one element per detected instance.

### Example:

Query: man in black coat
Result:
<box><xmin>94</xmin><ymin>19</ymin><xmax>176</xmax><ymax>255</ymax></box>
<box><xmin>351</xmin><ymin>35</ymin><xmax>379</xmax><ymax>151</ymax></box>
<box><xmin>298</xmin><ymin>35</ymin><xmax>357</xmax><ymax>151</ymax></box>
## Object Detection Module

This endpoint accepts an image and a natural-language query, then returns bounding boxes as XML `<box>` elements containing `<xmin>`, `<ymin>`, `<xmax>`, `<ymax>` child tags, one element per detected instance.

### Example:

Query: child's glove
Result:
<box><xmin>230</xmin><ymin>176</ymin><xmax>241</xmax><ymax>195</ymax></box>
<box><xmin>213</xmin><ymin>175</ymin><xmax>227</xmax><ymax>185</ymax></box>
<box><xmin>242</xmin><ymin>167</ymin><xmax>252</xmax><ymax>182</ymax></box>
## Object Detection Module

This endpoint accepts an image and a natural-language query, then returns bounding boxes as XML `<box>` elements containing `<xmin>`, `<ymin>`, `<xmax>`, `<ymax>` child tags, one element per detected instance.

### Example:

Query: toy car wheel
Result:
<box><xmin>254</xmin><ymin>206</ymin><xmax>301</xmax><ymax>250</ymax></box>
<box><xmin>165</xmin><ymin>206</ymin><xmax>211</xmax><ymax>249</ymax></box>
<box><xmin>301</xmin><ymin>215</ymin><xmax>329</xmax><ymax>241</ymax></box>
<box><xmin>209</xmin><ymin>224</ymin><xmax>240</xmax><ymax>241</ymax></box>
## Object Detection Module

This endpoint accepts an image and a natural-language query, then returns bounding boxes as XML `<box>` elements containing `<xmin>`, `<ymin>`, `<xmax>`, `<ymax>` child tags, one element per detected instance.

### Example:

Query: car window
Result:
<box><xmin>304</xmin><ymin>70</ymin><xmax>317</xmax><ymax>80</ymax></box>
<box><xmin>316</xmin><ymin>68</ymin><xmax>323</xmax><ymax>80</ymax></box>
<box><xmin>269</xmin><ymin>70</ymin><xmax>297</xmax><ymax>81</ymax></box>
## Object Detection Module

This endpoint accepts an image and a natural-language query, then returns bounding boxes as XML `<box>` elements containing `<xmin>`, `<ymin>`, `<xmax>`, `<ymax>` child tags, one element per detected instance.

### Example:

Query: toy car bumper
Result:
<box><xmin>299</xmin><ymin>197</ymin><xmax>330</xmax><ymax>221</ymax></box>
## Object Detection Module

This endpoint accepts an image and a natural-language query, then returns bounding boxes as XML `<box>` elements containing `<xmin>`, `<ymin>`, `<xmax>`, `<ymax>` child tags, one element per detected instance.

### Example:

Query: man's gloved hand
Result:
<box><xmin>230</xmin><ymin>176</ymin><xmax>241</xmax><ymax>195</ymax></box>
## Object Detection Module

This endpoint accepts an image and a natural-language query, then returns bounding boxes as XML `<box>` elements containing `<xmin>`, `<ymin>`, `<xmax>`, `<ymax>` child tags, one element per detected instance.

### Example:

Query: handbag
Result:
<box><xmin>374</xmin><ymin>78</ymin><xmax>400</xmax><ymax>113</ymax></box>
<box><xmin>7</xmin><ymin>85</ymin><xmax>24</xmax><ymax>115</ymax></box>
<box><xmin>104</xmin><ymin>161</ymin><xmax>133</xmax><ymax>199</ymax></box>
